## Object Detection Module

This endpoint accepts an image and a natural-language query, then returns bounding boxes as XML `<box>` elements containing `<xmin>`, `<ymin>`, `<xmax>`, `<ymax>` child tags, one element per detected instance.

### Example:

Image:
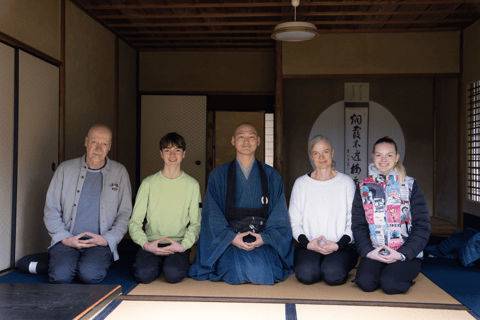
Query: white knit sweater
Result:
<box><xmin>289</xmin><ymin>172</ymin><xmax>355</xmax><ymax>243</ymax></box>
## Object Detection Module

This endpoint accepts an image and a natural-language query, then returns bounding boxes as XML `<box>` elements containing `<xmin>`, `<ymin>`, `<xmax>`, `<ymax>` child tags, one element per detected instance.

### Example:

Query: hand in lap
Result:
<box><xmin>367</xmin><ymin>245</ymin><xmax>401</xmax><ymax>263</ymax></box>
<box><xmin>247</xmin><ymin>232</ymin><xmax>264</xmax><ymax>248</ymax></box>
<box><xmin>143</xmin><ymin>238</ymin><xmax>184</xmax><ymax>256</ymax></box>
<box><xmin>61</xmin><ymin>232</ymin><xmax>108</xmax><ymax>249</ymax></box>
<box><xmin>307</xmin><ymin>236</ymin><xmax>338</xmax><ymax>255</ymax></box>
<box><xmin>231</xmin><ymin>232</ymin><xmax>256</xmax><ymax>251</ymax></box>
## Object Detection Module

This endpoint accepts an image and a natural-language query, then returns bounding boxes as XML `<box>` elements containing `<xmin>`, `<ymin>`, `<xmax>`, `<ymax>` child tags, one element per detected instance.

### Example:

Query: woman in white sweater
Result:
<box><xmin>289</xmin><ymin>135</ymin><xmax>358</xmax><ymax>285</ymax></box>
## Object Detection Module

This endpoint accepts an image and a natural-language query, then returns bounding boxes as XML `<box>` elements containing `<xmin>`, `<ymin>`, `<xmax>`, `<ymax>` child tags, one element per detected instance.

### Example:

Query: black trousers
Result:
<box><xmin>353</xmin><ymin>257</ymin><xmax>422</xmax><ymax>294</ymax></box>
<box><xmin>294</xmin><ymin>244</ymin><xmax>358</xmax><ymax>285</ymax></box>
<box><xmin>48</xmin><ymin>242</ymin><xmax>112</xmax><ymax>284</ymax></box>
<box><xmin>133</xmin><ymin>248</ymin><xmax>191</xmax><ymax>284</ymax></box>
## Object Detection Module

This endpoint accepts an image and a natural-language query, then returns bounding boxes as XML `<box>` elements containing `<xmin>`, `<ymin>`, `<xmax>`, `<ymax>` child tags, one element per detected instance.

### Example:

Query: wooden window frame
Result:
<box><xmin>467</xmin><ymin>80</ymin><xmax>480</xmax><ymax>202</ymax></box>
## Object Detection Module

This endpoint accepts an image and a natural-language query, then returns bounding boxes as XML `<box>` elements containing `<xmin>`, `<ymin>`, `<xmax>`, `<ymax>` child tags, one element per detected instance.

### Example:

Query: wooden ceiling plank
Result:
<box><xmin>118</xmin><ymin>26</ymin><xmax>460</xmax><ymax>35</ymax></box>
<box><xmin>120</xmin><ymin>30</ymin><xmax>277</xmax><ymax>34</ymax></box>
<box><xmin>138</xmin><ymin>48</ymin><xmax>275</xmax><ymax>52</ymax></box>
<box><xmin>129</xmin><ymin>37</ymin><xmax>273</xmax><ymax>41</ymax></box>
<box><xmin>96</xmin><ymin>9</ymin><xmax>479</xmax><ymax>19</ymax></box>
<box><xmin>85</xmin><ymin>1</ymin><xmax>480</xmax><ymax>10</ymax></box>
<box><xmin>135</xmin><ymin>42</ymin><xmax>274</xmax><ymax>47</ymax></box>
<box><xmin>421</xmin><ymin>2</ymin><xmax>465</xmax><ymax>28</ymax></box>
<box><xmin>107</xmin><ymin>18</ymin><xmax>472</xmax><ymax>27</ymax></box>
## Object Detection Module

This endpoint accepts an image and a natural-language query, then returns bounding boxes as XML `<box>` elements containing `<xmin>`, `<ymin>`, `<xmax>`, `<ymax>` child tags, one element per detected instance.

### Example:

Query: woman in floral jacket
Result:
<box><xmin>351</xmin><ymin>136</ymin><xmax>431</xmax><ymax>294</ymax></box>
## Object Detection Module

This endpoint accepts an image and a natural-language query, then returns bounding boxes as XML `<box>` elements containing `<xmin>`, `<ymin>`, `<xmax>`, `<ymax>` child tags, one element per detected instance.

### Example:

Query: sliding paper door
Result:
<box><xmin>0</xmin><ymin>42</ymin><xmax>15</xmax><ymax>271</ymax></box>
<box><xmin>16</xmin><ymin>50</ymin><xmax>59</xmax><ymax>262</ymax></box>
<box><xmin>141</xmin><ymin>95</ymin><xmax>206</xmax><ymax>198</ymax></box>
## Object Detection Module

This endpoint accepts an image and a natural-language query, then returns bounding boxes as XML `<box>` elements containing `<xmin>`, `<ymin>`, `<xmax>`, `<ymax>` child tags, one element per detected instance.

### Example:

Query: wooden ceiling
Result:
<box><xmin>71</xmin><ymin>0</ymin><xmax>480</xmax><ymax>51</ymax></box>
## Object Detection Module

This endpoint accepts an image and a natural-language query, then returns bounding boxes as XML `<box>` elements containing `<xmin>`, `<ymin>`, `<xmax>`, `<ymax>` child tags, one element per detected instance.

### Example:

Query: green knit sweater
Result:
<box><xmin>128</xmin><ymin>171</ymin><xmax>202</xmax><ymax>250</ymax></box>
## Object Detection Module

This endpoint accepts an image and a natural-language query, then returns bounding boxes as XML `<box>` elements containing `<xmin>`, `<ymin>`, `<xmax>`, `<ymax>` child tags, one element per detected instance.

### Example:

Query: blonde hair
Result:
<box><xmin>373</xmin><ymin>136</ymin><xmax>406</xmax><ymax>186</ymax></box>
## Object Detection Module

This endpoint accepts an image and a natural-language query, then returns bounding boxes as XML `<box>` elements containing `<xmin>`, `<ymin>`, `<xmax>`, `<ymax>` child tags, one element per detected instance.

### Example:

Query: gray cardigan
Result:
<box><xmin>43</xmin><ymin>155</ymin><xmax>132</xmax><ymax>260</ymax></box>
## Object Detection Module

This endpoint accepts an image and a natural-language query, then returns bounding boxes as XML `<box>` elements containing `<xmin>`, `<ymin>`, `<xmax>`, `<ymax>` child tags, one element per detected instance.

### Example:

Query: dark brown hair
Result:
<box><xmin>159</xmin><ymin>132</ymin><xmax>186</xmax><ymax>151</ymax></box>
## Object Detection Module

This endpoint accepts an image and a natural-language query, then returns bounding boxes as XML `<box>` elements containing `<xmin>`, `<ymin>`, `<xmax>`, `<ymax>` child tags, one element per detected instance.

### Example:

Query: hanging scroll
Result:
<box><xmin>344</xmin><ymin>103</ymin><xmax>369</xmax><ymax>184</ymax></box>
<box><xmin>344</xmin><ymin>82</ymin><xmax>369</xmax><ymax>185</ymax></box>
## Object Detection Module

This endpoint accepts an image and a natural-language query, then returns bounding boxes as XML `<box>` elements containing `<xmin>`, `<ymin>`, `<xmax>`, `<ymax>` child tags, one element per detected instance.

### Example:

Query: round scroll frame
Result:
<box><xmin>308</xmin><ymin>101</ymin><xmax>405</xmax><ymax>173</ymax></box>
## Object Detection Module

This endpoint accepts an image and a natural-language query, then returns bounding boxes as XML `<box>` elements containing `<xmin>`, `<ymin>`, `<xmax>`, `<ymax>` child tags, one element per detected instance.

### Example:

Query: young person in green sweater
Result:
<box><xmin>128</xmin><ymin>132</ymin><xmax>202</xmax><ymax>283</ymax></box>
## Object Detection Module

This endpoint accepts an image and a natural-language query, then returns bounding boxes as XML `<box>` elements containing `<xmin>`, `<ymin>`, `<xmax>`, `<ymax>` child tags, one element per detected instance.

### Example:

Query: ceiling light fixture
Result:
<box><xmin>272</xmin><ymin>0</ymin><xmax>318</xmax><ymax>42</ymax></box>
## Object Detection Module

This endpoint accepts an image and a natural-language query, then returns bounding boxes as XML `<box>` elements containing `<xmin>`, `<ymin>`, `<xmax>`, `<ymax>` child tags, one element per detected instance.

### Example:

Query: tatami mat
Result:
<box><xmin>101</xmin><ymin>301</ymin><xmax>475</xmax><ymax>320</ymax></box>
<box><xmin>295</xmin><ymin>304</ymin><xmax>477</xmax><ymax>320</ymax></box>
<box><xmin>103</xmin><ymin>301</ymin><xmax>286</xmax><ymax>320</ymax></box>
<box><xmin>126</xmin><ymin>271</ymin><xmax>461</xmax><ymax>306</ymax></box>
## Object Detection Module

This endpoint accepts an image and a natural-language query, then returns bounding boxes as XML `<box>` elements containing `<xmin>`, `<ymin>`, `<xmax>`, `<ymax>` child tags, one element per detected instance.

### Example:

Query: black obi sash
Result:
<box><xmin>225</xmin><ymin>159</ymin><xmax>269</xmax><ymax>243</ymax></box>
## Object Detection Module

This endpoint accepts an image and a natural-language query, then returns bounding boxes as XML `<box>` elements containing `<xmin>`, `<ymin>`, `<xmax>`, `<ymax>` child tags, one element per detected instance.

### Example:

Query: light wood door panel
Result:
<box><xmin>16</xmin><ymin>50</ymin><xmax>59</xmax><ymax>262</ymax></box>
<box><xmin>0</xmin><ymin>42</ymin><xmax>15</xmax><ymax>270</ymax></box>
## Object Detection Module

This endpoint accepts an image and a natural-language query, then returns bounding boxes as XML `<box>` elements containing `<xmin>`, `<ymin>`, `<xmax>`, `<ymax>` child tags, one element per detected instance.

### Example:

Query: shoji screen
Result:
<box><xmin>140</xmin><ymin>95</ymin><xmax>207</xmax><ymax>198</ymax></box>
<box><xmin>15</xmin><ymin>50</ymin><xmax>59</xmax><ymax>262</ymax></box>
<box><xmin>0</xmin><ymin>42</ymin><xmax>15</xmax><ymax>271</ymax></box>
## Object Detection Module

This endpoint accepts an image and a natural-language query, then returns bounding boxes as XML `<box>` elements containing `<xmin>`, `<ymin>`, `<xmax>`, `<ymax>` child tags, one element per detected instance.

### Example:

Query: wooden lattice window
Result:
<box><xmin>468</xmin><ymin>80</ymin><xmax>480</xmax><ymax>201</ymax></box>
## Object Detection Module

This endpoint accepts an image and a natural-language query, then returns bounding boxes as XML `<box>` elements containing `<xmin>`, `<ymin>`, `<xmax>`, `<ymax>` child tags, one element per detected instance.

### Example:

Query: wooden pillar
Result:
<box><xmin>59</xmin><ymin>0</ymin><xmax>65</xmax><ymax>163</ymax></box>
<box><xmin>274</xmin><ymin>41</ymin><xmax>283</xmax><ymax>176</ymax></box>
<box><xmin>206</xmin><ymin>110</ymin><xmax>215</xmax><ymax>182</ymax></box>
<box><xmin>432</xmin><ymin>79</ymin><xmax>436</xmax><ymax>217</ymax></box>
<box><xmin>458</xmin><ymin>31</ymin><xmax>464</xmax><ymax>229</ymax></box>
<box><xmin>114</xmin><ymin>36</ymin><xmax>119</xmax><ymax>160</ymax></box>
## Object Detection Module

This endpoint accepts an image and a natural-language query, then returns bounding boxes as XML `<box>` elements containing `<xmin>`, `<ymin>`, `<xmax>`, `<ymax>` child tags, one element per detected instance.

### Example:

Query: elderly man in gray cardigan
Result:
<box><xmin>44</xmin><ymin>124</ymin><xmax>132</xmax><ymax>284</ymax></box>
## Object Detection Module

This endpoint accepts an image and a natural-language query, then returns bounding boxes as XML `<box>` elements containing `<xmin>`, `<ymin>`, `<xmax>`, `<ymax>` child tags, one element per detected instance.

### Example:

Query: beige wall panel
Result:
<box><xmin>283</xmin><ymin>32</ymin><xmax>460</xmax><ymax>75</ymax></box>
<box><xmin>140</xmin><ymin>51</ymin><xmax>274</xmax><ymax>92</ymax></box>
<box><xmin>17</xmin><ymin>50</ymin><xmax>59</xmax><ymax>262</ymax></box>
<box><xmin>0</xmin><ymin>0</ymin><xmax>61</xmax><ymax>61</ymax></box>
<box><xmin>118</xmin><ymin>40</ymin><xmax>137</xmax><ymax>194</ymax></box>
<box><xmin>0</xmin><ymin>43</ymin><xmax>14</xmax><ymax>270</ymax></box>
<box><xmin>141</xmin><ymin>95</ymin><xmax>207</xmax><ymax>198</ymax></box>
<box><xmin>215</xmin><ymin>111</ymin><xmax>265</xmax><ymax>167</ymax></box>
<box><xmin>463</xmin><ymin>20</ymin><xmax>480</xmax><ymax>217</ymax></box>
<box><xmin>65</xmin><ymin>1</ymin><xmax>115</xmax><ymax>160</ymax></box>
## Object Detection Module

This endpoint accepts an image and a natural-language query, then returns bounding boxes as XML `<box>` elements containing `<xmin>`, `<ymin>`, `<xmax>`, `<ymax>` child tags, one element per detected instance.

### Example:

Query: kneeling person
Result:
<box><xmin>188</xmin><ymin>123</ymin><xmax>294</xmax><ymax>285</ymax></box>
<box><xmin>44</xmin><ymin>124</ymin><xmax>132</xmax><ymax>284</ymax></box>
<box><xmin>129</xmin><ymin>132</ymin><xmax>201</xmax><ymax>284</ymax></box>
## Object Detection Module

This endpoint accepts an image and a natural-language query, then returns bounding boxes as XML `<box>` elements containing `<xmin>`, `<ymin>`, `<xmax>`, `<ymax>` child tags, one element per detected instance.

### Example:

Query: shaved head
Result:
<box><xmin>233</xmin><ymin>122</ymin><xmax>258</xmax><ymax>137</ymax></box>
<box><xmin>87</xmin><ymin>124</ymin><xmax>112</xmax><ymax>142</ymax></box>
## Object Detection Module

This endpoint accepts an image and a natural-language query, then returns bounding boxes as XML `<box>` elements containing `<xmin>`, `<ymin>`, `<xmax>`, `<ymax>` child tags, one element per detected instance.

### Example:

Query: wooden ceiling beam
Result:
<box><xmin>138</xmin><ymin>48</ymin><xmax>274</xmax><ymax>52</ymax></box>
<box><xmin>99</xmin><ymin>13</ymin><xmax>290</xmax><ymax>20</ymax></box>
<box><xmin>129</xmin><ymin>37</ymin><xmax>273</xmax><ymax>41</ymax></box>
<box><xmin>98</xmin><ymin>10</ymin><xmax>478</xmax><ymax>20</ymax></box>
<box><xmin>120</xmin><ymin>30</ymin><xmax>273</xmax><ymax>34</ymax></box>
<box><xmin>118</xmin><ymin>27</ymin><xmax>461</xmax><ymax>35</ymax></box>
<box><xmin>135</xmin><ymin>42</ymin><xmax>273</xmax><ymax>47</ymax></box>
<box><xmin>85</xmin><ymin>1</ymin><xmax>480</xmax><ymax>10</ymax></box>
<box><xmin>108</xmin><ymin>18</ymin><xmax>472</xmax><ymax>28</ymax></box>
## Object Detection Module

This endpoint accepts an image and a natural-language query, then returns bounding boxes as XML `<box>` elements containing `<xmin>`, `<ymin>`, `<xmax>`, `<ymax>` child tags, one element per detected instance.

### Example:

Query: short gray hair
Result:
<box><xmin>309</xmin><ymin>135</ymin><xmax>334</xmax><ymax>154</ymax></box>
<box><xmin>309</xmin><ymin>135</ymin><xmax>336</xmax><ymax>169</ymax></box>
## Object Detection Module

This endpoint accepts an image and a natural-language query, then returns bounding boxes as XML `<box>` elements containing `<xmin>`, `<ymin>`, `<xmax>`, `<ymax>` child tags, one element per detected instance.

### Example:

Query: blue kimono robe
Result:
<box><xmin>188</xmin><ymin>160</ymin><xmax>294</xmax><ymax>285</ymax></box>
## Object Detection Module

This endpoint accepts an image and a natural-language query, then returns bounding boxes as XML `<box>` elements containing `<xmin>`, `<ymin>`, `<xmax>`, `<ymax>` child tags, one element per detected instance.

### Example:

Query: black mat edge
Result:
<box><xmin>115</xmin><ymin>295</ymin><xmax>468</xmax><ymax>310</ymax></box>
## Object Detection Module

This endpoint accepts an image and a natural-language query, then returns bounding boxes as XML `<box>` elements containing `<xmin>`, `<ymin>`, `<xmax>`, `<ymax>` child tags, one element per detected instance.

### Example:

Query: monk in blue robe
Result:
<box><xmin>188</xmin><ymin>123</ymin><xmax>294</xmax><ymax>285</ymax></box>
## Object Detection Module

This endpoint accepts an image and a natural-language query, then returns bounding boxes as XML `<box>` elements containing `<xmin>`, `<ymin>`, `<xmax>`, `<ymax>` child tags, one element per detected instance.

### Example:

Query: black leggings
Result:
<box><xmin>353</xmin><ymin>257</ymin><xmax>422</xmax><ymax>294</ymax></box>
<box><xmin>293</xmin><ymin>244</ymin><xmax>358</xmax><ymax>285</ymax></box>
